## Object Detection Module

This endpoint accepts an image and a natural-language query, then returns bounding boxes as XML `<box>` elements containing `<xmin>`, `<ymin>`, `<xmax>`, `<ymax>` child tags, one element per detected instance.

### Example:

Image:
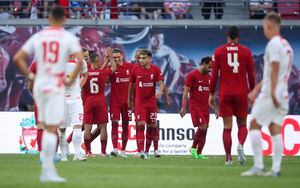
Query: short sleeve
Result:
<box><xmin>21</xmin><ymin>35</ymin><xmax>36</xmax><ymax>55</ymax></box>
<box><xmin>185</xmin><ymin>72</ymin><xmax>193</xmax><ymax>88</ymax></box>
<box><xmin>268</xmin><ymin>40</ymin><xmax>281</xmax><ymax>63</ymax></box>
<box><xmin>156</xmin><ymin>67</ymin><xmax>164</xmax><ymax>81</ymax></box>
<box><xmin>69</xmin><ymin>35</ymin><xmax>81</xmax><ymax>55</ymax></box>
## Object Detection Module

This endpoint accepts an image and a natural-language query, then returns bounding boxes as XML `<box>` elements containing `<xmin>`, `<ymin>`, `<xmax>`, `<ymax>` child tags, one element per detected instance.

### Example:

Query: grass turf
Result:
<box><xmin>0</xmin><ymin>154</ymin><xmax>299</xmax><ymax>188</ymax></box>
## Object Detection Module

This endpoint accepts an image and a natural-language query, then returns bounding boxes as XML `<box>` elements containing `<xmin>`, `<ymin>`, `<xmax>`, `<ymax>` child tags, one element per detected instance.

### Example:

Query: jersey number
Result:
<box><xmin>227</xmin><ymin>53</ymin><xmax>239</xmax><ymax>73</ymax></box>
<box><xmin>90</xmin><ymin>78</ymin><xmax>99</xmax><ymax>94</ymax></box>
<box><xmin>42</xmin><ymin>41</ymin><xmax>59</xmax><ymax>64</ymax></box>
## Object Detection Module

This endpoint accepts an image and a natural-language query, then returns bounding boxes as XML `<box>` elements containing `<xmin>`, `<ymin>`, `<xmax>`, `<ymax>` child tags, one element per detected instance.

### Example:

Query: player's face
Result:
<box><xmin>263</xmin><ymin>20</ymin><xmax>273</xmax><ymax>39</ymax></box>
<box><xmin>203</xmin><ymin>61</ymin><xmax>212</xmax><ymax>74</ymax></box>
<box><xmin>82</xmin><ymin>51</ymin><xmax>89</xmax><ymax>62</ymax></box>
<box><xmin>150</xmin><ymin>34</ymin><xmax>164</xmax><ymax>49</ymax></box>
<box><xmin>112</xmin><ymin>52</ymin><xmax>123</xmax><ymax>65</ymax></box>
<box><xmin>139</xmin><ymin>54</ymin><xmax>151</xmax><ymax>67</ymax></box>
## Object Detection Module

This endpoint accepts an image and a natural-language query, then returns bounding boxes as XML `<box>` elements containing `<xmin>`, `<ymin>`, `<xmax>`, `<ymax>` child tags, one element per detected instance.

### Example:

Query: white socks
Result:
<box><xmin>59</xmin><ymin>130</ymin><xmax>67</xmax><ymax>157</ymax></box>
<box><xmin>250</xmin><ymin>130</ymin><xmax>264</xmax><ymax>169</ymax></box>
<box><xmin>72</xmin><ymin>128</ymin><xmax>82</xmax><ymax>156</ymax></box>
<box><xmin>271</xmin><ymin>134</ymin><xmax>283</xmax><ymax>173</ymax></box>
<box><xmin>41</xmin><ymin>131</ymin><xmax>57</xmax><ymax>171</ymax></box>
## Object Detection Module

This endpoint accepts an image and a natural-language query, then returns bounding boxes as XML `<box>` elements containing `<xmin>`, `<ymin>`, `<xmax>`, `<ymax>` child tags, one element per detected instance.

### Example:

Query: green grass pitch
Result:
<box><xmin>0</xmin><ymin>154</ymin><xmax>299</xmax><ymax>188</ymax></box>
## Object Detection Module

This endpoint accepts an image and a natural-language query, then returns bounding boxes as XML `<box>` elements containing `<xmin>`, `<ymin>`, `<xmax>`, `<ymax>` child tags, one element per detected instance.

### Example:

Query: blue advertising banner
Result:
<box><xmin>0</xmin><ymin>26</ymin><xmax>299</xmax><ymax>114</ymax></box>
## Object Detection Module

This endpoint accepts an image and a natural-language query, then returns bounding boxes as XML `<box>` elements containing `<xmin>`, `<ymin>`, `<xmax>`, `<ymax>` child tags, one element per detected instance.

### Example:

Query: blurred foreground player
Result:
<box><xmin>242</xmin><ymin>12</ymin><xmax>293</xmax><ymax>177</ymax></box>
<box><xmin>128</xmin><ymin>50</ymin><xmax>166</xmax><ymax>159</ymax></box>
<box><xmin>180</xmin><ymin>57</ymin><xmax>218</xmax><ymax>159</ymax></box>
<box><xmin>210</xmin><ymin>26</ymin><xmax>255</xmax><ymax>165</ymax></box>
<box><xmin>13</xmin><ymin>7</ymin><xmax>83</xmax><ymax>182</ymax></box>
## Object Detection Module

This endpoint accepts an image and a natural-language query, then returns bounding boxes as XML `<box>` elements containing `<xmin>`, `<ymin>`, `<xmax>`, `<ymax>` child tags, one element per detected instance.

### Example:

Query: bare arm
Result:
<box><xmin>27</xmin><ymin>79</ymin><xmax>34</xmax><ymax>94</ymax></box>
<box><xmin>179</xmin><ymin>86</ymin><xmax>190</xmax><ymax>118</ymax></box>
<box><xmin>248</xmin><ymin>80</ymin><xmax>263</xmax><ymax>105</ymax></box>
<box><xmin>163</xmin><ymin>85</ymin><xmax>171</xmax><ymax>108</ymax></box>
<box><xmin>80</xmin><ymin>72</ymin><xmax>88</xmax><ymax>88</ymax></box>
<box><xmin>128</xmin><ymin>82</ymin><xmax>135</xmax><ymax>109</ymax></box>
<box><xmin>13</xmin><ymin>50</ymin><xmax>34</xmax><ymax>80</ymax></box>
<box><xmin>67</xmin><ymin>51</ymin><xmax>83</xmax><ymax>86</ymax></box>
<box><xmin>156</xmin><ymin>81</ymin><xmax>165</xmax><ymax>99</ymax></box>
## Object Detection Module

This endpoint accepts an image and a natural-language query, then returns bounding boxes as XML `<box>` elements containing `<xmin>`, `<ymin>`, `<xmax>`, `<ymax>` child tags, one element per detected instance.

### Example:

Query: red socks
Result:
<box><xmin>111</xmin><ymin>122</ymin><xmax>118</xmax><ymax>149</ymax></box>
<box><xmin>145</xmin><ymin>127</ymin><xmax>152</xmax><ymax>152</ymax></box>
<box><xmin>238</xmin><ymin>124</ymin><xmax>248</xmax><ymax>146</ymax></box>
<box><xmin>84</xmin><ymin>139</ymin><xmax>91</xmax><ymax>154</ymax></box>
<box><xmin>101</xmin><ymin>140</ymin><xmax>107</xmax><ymax>154</ymax></box>
<box><xmin>153</xmin><ymin>127</ymin><xmax>159</xmax><ymax>151</ymax></box>
<box><xmin>192</xmin><ymin>128</ymin><xmax>201</xmax><ymax>148</ymax></box>
<box><xmin>122</xmin><ymin>122</ymin><xmax>129</xmax><ymax>151</ymax></box>
<box><xmin>197</xmin><ymin>129</ymin><xmax>207</xmax><ymax>155</ymax></box>
<box><xmin>223</xmin><ymin>128</ymin><xmax>232</xmax><ymax>161</ymax></box>
<box><xmin>66</xmin><ymin>131</ymin><xmax>73</xmax><ymax>144</ymax></box>
<box><xmin>36</xmin><ymin>129</ymin><xmax>43</xmax><ymax>151</ymax></box>
<box><xmin>137</xmin><ymin>125</ymin><xmax>145</xmax><ymax>152</ymax></box>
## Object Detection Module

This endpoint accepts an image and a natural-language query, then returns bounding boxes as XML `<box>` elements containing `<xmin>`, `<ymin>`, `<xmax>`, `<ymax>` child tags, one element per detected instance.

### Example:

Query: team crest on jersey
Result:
<box><xmin>18</xmin><ymin>114</ymin><xmax>38</xmax><ymax>154</ymax></box>
<box><xmin>139</xmin><ymin>81</ymin><xmax>143</xmax><ymax>88</ymax></box>
<box><xmin>126</xmin><ymin>69</ymin><xmax>129</xmax><ymax>75</ymax></box>
<box><xmin>116</xmin><ymin>77</ymin><xmax>120</xmax><ymax>83</ymax></box>
<box><xmin>150</xmin><ymin>74</ymin><xmax>154</xmax><ymax>80</ymax></box>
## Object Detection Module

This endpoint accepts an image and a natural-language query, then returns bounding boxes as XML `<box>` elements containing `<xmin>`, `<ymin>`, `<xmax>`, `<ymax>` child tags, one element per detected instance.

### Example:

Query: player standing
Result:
<box><xmin>58</xmin><ymin>54</ymin><xmax>88</xmax><ymax>162</ymax></box>
<box><xmin>13</xmin><ymin>7</ymin><xmax>83</xmax><ymax>182</ymax></box>
<box><xmin>128</xmin><ymin>50</ymin><xmax>166</xmax><ymax>159</ymax></box>
<box><xmin>109</xmin><ymin>48</ymin><xmax>133</xmax><ymax>158</ymax></box>
<box><xmin>83</xmin><ymin>53</ymin><xmax>116</xmax><ymax>157</ymax></box>
<box><xmin>209</xmin><ymin>26</ymin><xmax>255</xmax><ymax>165</ymax></box>
<box><xmin>180</xmin><ymin>57</ymin><xmax>218</xmax><ymax>159</ymax></box>
<box><xmin>242</xmin><ymin>12</ymin><xmax>293</xmax><ymax>177</ymax></box>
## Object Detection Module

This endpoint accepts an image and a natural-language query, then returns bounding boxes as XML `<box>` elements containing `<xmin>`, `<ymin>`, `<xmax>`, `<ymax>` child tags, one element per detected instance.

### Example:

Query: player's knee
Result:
<box><xmin>199</xmin><ymin>124</ymin><xmax>208</xmax><ymax>130</ymax></box>
<box><xmin>250</xmin><ymin>119</ymin><xmax>261</xmax><ymax>130</ymax></box>
<box><xmin>269</xmin><ymin>123</ymin><xmax>281</xmax><ymax>136</ymax></box>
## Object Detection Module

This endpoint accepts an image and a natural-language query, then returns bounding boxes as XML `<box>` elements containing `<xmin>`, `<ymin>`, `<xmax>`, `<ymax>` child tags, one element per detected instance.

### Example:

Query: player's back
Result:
<box><xmin>23</xmin><ymin>27</ymin><xmax>81</xmax><ymax>91</ymax></box>
<box><xmin>212</xmin><ymin>42</ymin><xmax>254</xmax><ymax>95</ymax></box>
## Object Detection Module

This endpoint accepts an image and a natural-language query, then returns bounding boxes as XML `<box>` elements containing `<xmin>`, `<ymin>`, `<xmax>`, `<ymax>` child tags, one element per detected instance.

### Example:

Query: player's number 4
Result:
<box><xmin>90</xmin><ymin>78</ymin><xmax>99</xmax><ymax>94</ymax></box>
<box><xmin>227</xmin><ymin>53</ymin><xmax>239</xmax><ymax>73</ymax></box>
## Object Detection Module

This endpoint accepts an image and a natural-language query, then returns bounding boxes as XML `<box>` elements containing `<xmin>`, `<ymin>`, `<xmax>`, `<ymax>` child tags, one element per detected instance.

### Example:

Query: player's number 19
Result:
<box><xmin>227</xmin><ymin>53</ymin><xmax>239</xmax><ymax>73</ymax></box>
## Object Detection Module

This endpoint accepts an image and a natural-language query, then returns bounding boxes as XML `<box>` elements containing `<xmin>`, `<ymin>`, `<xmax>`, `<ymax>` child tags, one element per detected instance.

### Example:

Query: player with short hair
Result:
<box><xmin>210</xmin><ymin>25</ymin><xmax>256</xmax><ymax>165</ymax></box>
<box><xmin>58</xmin><ymin>54</ymin><xmax>88</xmax><ymax>162</ymax></box>
<box><xmin>128</xmin><ymin>49</ymin><xmax>166</xmax><ymax>159</ymax></box>
<box><xmin>13</xmin><ymin>7</ymin><xmax>83</xmax><ymax>182</ymax></box>
<box><xmin>109</xmin><ymin>48</ymin><xmax>133</xmax><ymax>158</ymax></box>
<box><xmin>83</xmin><ymin>52</ymin><xmax>116</xmax><ymax>157</ymax></box>
<box><xmin>180</xmin><ymin>57</ymin><xmax>218</xmax><ymax>159</ymax></box>
<box><xmin>242</xmin><ymin>12</ymin><xmax>293</xmax><ymax>177</ymax></box>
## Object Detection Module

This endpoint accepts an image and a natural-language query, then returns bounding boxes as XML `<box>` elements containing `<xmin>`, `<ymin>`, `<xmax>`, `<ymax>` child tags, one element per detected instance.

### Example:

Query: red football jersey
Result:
<box><xmin>210</xmin><ymin>42</ymin><xmax>255</xmax><ymax>95</ymax></box>
<box><xmin>109</xmin><ymin>62</ymin><xmax>133</xmax><ymax>105</ymax></box>
<box><xmin>185</xmin><ymin>69</ymin><xmax>210</xmax><ymax>112</ymax></box>
<box><xmin>82</xmin><ymin>67</ymin><xmax>113</xmax><ymax>107</ymax></box>
<box><xmin>130</xmin><ymin>64</ymin><xmax>163</xmax><ymax>109</ymax></box>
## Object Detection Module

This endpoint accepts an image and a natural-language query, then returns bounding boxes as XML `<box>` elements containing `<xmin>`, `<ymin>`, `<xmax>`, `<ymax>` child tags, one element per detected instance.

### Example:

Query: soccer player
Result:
<box><xmin>242</xmin><ymin>12</ymin><xmax>293</xmax><ymax>177</ymax></box>
<box><xmin>180</xmin><ymin>57</ymin><xmax>218</xmax><ymax>159</ymax></box>
<box><xmin>83</xmin><ymin>53</ymin><xmax>116</xmax><ymax>157</ymax></box>
<box><xmin>58</xmin><ymin>54</ymin><xmax>88</xmax><ymax>162</ymax></box>
<box><xmin>128</xmin><ymin>49</ymin><xmax>166</xmax><ymax>159</ymax></box>
<box><xmin>209</xmin><ymin>26</ymin><xmax>255</xmax><ymax>165</ymax></box>
<box><xmin>109</xmin><ymin>48</ymin><xmax>133</xmax><ymax>158</ymax></box>
<box><xmin>13</xmin><ymin>7</ymin><xmax>83</xmax><ymax>182</ymax></box>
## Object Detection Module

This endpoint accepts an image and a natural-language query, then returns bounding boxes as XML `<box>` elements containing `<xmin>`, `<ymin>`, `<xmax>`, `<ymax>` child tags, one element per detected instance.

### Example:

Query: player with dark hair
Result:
<box><xmin>13</xmin><ymin>6</ymin><xmax>83</xmax><ymax>182</ymax></box>
<box><xmin>210</xmin><ymin>25</ymin><xmax>256</xmax><ymax>165</ymax></box>
<box><xmin>180</xmin><ymin>57</ymin><xmax>218</xmax><ymax>159</ymax></box>
<box><xmin>82</xmin><ymin>53</ymin><xmax>116</xmax><ymax>157</ymax></box>
<box><xmin>128</xmin><ymin>50</ymin><xmax>166</xmax><ymax>159</ymax></box>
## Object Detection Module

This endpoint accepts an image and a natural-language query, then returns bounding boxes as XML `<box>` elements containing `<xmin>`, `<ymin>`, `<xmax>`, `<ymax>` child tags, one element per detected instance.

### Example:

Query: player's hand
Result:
<box><xmin>106</xmin><ymin>47</ymin><xmax>112</xmax><ymax>58</ymax></box>
<box><xmin>209</xmin><ymin>94</ymin><xmax>216</xmax><ymax>108</ymax></box>
<box><xmin>64</xmin><ymin>77</ymin><xmax>72</xmax><ymax>87</ymax></box>
<box><xmin>271</xmin><ymin>92</ymin><xmax>280</xmax><ymax>108</ymax></box>
<box><xmin>128</xmin><ymin>99</ymin><xmax>134</xmax><ymax>109</ymax></box>
<box><xmin>156</xmin><ymin>91</ymin><xmax>163</xmax><ymax>99</ymax></box>
<box><xmin>248</xmin><ymin>89</ymin><xmax>258</xmax><ymax>106</ymax></box>
<box><xmin>213</xmin><ymin>107</ymin><xmax>219</xmax><ymax>119</ymax></box>
<box><xmin>180</xmin><ymin>107</ymin><xmax>186</xmax><ymax>118</ymax></box>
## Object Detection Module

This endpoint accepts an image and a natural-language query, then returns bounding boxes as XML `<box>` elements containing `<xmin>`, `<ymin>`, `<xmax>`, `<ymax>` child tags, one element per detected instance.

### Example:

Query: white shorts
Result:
<box><xmin>251</xmin><ymin>95</ymin><xmax>288</xmax><ymax>126</ymax></box>
<box><xmin>60</xmin><ymin>96</ymin><xmax>83</xmax><ymax>128</ymax></box>
<box><xmin>33</xmin><ymin>85</ymin><xmax>65</xmax><ymax>126</ymax></box>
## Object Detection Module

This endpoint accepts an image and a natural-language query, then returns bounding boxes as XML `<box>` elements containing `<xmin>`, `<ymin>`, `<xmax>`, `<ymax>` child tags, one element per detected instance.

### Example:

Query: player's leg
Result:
<box><xmin>99</xmin><ymin>124</ymin><xmax>108</xmax><ymax>156</ymax></box>
<box><xmin>91</xmin><ymin>126</ymin><xmax>101</xmax><ymax>141</ymax></box>
<box><xmin>265</xmin><ymin>122</ymin><xmax>283</xmax><ymax>177</ymax></box>
<box><xmin>145</xmin><ymin>124</ymin><xmax>153</xmax><ymax>157</ymax></box>
<box><xmin>83</xmin><ymin>104</ymin><xmax>94</xmax><ymax>157</ymax></box>
<box><xmin>241</xmin><ymin>119</ymin><xmax>265</xmax><ymax>177</ymax></box>
<box><xmin>120</xmin><ymin>104</ymin><xmax>130</xmax><ymax>157</ymax></box>
<box><xmin>66</xmin><ymin>131</ymin><xmax>73</xmax><ymax>144</ymax></box>
<box><xmin>196</xmin><ymin>124</ymin><xmax>208</xmax><ymax>159</ymax></box>
<box><xmin>234</xmin><ymin>94</ymin><xmax>249</xmax><ymax>165</ymax></box>
<box><xmin>58</xmin><ymin>128</ymin><xmax>68</xmax><ymax>161</ymax></box>
<box><xmin>189</xmin><ymin>109</ymin><xmax>202</xmax><ymax>159</ymax></box>
<box><xmin>219</xmin><ymin>95</ymin><xmax>234</xmax><ymax>165</ymax></box>
<box><xmin>110</xmin><ymin>104</ymin><xmax>121</xmax><ymax>157</ymax></box>
<box><xmin>135</xmin><ymin>109</ymin><xmax>147</xmax><ymax>158</ymax></box>
<box><xmin>34</xmin><ymin>104</ymin><xmax>43</xmax><ymax>152</ymax></box>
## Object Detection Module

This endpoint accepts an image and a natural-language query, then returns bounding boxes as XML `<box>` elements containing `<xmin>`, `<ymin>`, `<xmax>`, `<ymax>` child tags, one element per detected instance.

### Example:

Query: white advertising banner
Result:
<box><xmin>0</xmin><ymin>112</ymin><xmax>299</xmax><ymax>156</ymax></box>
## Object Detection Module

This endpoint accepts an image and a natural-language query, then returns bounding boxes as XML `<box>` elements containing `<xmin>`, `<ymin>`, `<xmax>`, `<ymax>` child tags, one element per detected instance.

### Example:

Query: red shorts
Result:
<box><xmin>219</xmin><ymin>94</ymin><xmax>248</xmax><ymax>118</ymax></box>
<box><xmin>33</xmin><ymin>104</ymin><xmax>39</xmax><ymax>123</ymax></box>
<box><xmin>135</xmin><ymin>107</ymin><xmax>157</xmax><ymax>124</ymax></box>
<box><xmin>84</xmin><ymin>104</ymin><xmax>108</xmax><ymax>124</ymax></box>
<box><xmin>110</xmin><ymin>103</ymin><xmax>132</xmax><ymax>121</ymax></box>
<box><xmin>190</xmin><ymin>108</ymin><xmax>209</xmax><ymax>127</ymax></box>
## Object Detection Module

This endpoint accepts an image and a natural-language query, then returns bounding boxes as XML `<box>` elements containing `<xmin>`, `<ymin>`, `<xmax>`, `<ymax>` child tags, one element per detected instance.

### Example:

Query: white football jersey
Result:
<box><xmin>65</xmin><ymin>59</ymin><xmax>87</xmax><ymax>97</ymax></box>
<box><xmin>261</xmin><ymin>35</ymin><xmax>293</xmax><ymax>108</ymax></box>
<box><xmin>21</xmin><ymin>26</ymin><xmax>81</xmax><ymax>92</ymax></box>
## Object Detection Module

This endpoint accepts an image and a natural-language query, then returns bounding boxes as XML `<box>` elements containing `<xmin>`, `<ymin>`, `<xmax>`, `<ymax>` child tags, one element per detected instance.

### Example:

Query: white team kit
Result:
<box><xmin>251</xmin><ymin>35</ymin><xmax>293</xmax><ymax>126</ymax></box>
<box><xmin>21</xmin><ymin>26</ymin><xmax>82</xmax><ymax>125</ymax></box>
<box><xmin>61</xmin><ymin>59</ymin><xmax>87</xmax><ymax>128</ymax></box>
